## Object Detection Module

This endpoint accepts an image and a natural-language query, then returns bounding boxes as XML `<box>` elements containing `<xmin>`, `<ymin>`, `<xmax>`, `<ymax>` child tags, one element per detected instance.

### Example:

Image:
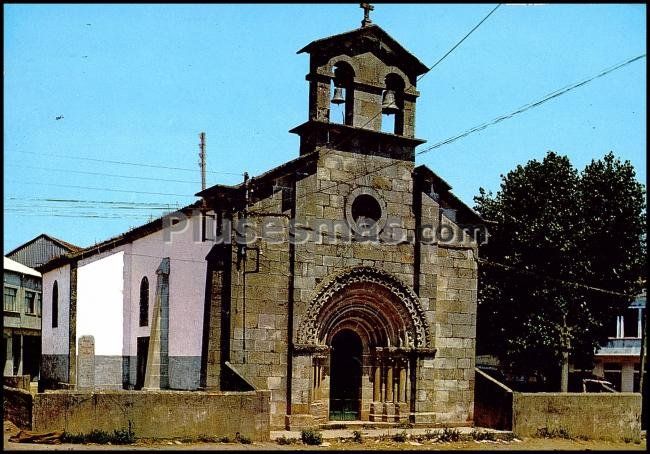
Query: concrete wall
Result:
<box><xmin>512</xmin><ymin>392</ymin><xmax>642</xmax><ymax>441</ymax></box>
<box><xmin>32</xmin><ymin>390</ymin><xmax>270</xmax><ymax>441</ymax></box>
<box><xmin>3</xmin><ymin>385</ymin><xmax>32</xmax><ymax>429</ymax></box>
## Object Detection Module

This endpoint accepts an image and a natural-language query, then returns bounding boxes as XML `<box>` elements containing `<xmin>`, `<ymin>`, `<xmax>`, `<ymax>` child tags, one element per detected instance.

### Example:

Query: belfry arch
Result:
<box><xmin>295</xmin><ymin>267</ymin><xmax>435</xmax><ymax>423</ymax></box>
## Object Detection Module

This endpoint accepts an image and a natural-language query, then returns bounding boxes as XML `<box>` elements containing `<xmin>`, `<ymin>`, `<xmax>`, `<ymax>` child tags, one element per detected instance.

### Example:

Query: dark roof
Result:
<box><xmin>38</xmin><ymin>201</ymin><xmax>203</xmax><ymax>273</ymax></box>
<box><xmin>414</xmin><ymin>165</ymin><xmax>484</xmax><ymax>226</ymax></box>
<box><xmin>196</xmin><ymin>152</ymin><xmax>319</xmax><ymax>205</ymax></box>
<box><xmin>298</xmin><ymin>24</ymin><xmax>429</xmax><ymax>76</ymax></box>
<box><xmin>6</xmin><ymin>233</ymin><xmax>81</xmax><ymax>257</ymax></box>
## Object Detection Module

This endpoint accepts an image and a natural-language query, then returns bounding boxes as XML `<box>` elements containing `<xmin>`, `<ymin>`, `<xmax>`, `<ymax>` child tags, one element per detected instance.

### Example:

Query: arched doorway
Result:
<box><xmin>329</xmin><ymin>329</ymin><xmax>362</xmax><ymax>421</ymax></box>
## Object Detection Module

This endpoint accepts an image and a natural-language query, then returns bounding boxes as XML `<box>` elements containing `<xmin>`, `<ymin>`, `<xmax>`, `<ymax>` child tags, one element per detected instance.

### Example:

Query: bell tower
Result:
<box><xmin>290</xmin><ymin>6</ymin><xmax>429</xmax><ymax>161</ymax></box>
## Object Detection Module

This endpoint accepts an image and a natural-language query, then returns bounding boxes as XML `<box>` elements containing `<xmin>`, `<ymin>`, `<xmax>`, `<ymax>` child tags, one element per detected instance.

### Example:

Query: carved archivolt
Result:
<box><xmin>296</xmin><ymin>266</ymin><xmax>431</xmax><ymax>348</ymax></box>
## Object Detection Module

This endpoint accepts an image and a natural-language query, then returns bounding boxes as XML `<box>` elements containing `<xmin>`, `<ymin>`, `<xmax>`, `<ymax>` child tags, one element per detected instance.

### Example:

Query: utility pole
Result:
<box><xmin>199</xmin><ymin>132</ymin><xmax>207</xmax><ymax>191</ymax></box>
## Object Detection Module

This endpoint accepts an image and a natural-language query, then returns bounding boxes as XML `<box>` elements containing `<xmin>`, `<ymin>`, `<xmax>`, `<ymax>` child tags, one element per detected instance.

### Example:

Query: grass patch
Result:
<box><xmin>62</xmin><ymin>424</ymin><xmax>135</xmax><ymax>445</ymax></box>
<box><xmin>301</xmin><ymin>428</ymin><xmax>323</xmax><ymax>445</ymax></box>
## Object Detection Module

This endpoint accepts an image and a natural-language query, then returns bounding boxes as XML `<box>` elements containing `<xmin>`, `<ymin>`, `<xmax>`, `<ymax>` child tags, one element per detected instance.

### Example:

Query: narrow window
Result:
<box><xmin>52</xmin><ymin>281</ymin><xmax>58</xmax><ymax>328</ymax></box>
<box><xmin>4</xmin><ymin>286</ymin><xmax>17</xmax><ymax>312</ymax></box>
<box><xmin>139</xmin><ymin>277</ymin><xmax>149</xmax><ymax>327</ymax></box>
<box><xmin>25</xmin><ymin>291</ymin><xmax>36</xmax><ymax>314</ymax></box>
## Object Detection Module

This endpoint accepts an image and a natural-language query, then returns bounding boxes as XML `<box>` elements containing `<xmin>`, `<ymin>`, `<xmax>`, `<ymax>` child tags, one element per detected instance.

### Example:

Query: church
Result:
<box><xmin>39</xmin><ymin>7</ymin><xmax>483</xmax><ymax>430</ymax></box>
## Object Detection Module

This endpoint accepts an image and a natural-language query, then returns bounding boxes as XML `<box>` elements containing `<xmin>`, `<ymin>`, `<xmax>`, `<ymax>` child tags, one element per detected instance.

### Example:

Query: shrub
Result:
<box><xmin>276</xmin><ymin>435</ymin><xmax>299</xmax><ymax>445</ymax></box>
<box><xmin>439</xmin><ymin>427</ymin><xmax>461</xmax><ymax>442</ymax></box>
<box><xmin>238</xmin><ymin>435</ymin><xmax>252</xmax><ymax>444</ymax></box>
<box><xmin>301</xmin><ymin>428</ymin><xmax>323</xmax><ymax>445</ymax></box>
<box><xmin>471</xmin><ymin>429</ymin><xmax>496</xmax><ymax>441</ymax></box>
<box><xmin>352</xmin><ymin>430</ymin><xmax>363</xmax><ymax>443</ymax></box>
<box><xmin>396</xmin><ymin>421</ymin><xmax>414</xmax><ymax>429</ymax></box>
<box><xmin>392</xmin><ymin>430</ymin><xmax>408</xmax><ymax>442</ymax></box>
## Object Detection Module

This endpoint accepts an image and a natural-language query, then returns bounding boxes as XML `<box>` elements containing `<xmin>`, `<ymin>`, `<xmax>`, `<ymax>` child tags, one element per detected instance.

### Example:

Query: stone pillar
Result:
<box><xmin>399</xmin><ymin>366</ymin><xmax>407</xmax><ymax>403</ymax></box>
<box><xmin>373</xmin><ymin>364</ymin><xmax>381</xmax><ymax>401</ymax></box>
<box><xmin>4</xmin><ymin>335</ymin><xmax>14</xmax><ymax>376</ymax></box>
<box><xmin>76</xmin><ymin>335</ymin><xmax>95</xmax><ymax>390</ymax></box>
<box><xmin>143</xmin><ymin>258</ymin><xmax>170</xmax><ymax>390</ymax></box>
<box><xmin>386</xmin><ymin>363</ymin><xmax>394</xmax><ymax>402</ymax></box>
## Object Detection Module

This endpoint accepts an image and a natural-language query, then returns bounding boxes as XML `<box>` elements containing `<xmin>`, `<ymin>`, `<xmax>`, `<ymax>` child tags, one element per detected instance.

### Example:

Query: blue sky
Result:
<box><xmin>4</xmin><ymin>4</ymin><xmax>646</xmax><ymax>252</ymax></box>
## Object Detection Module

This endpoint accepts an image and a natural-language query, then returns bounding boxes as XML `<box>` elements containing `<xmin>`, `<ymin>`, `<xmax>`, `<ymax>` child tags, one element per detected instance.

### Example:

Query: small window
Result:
<box><xmin>351</xmin><ymin>194</ymin><xmax>382</xmax><ymax>229</ymax></box>
<box><xmin>139</xmin><ymin>277</ymin><xmax>149</xmax><ymax>327</ymax></box>
<box><xmin>623</xmin><ymin>308</ymin><xmax>640</xmax><ymax>338</ymax></box>
<box><xmin>25</xmin><ymin>291</ymin><xmax>37</xmax><ymax>314</ymax></box>
<box><xmin>4</xmin><ymin>286</ymin><xmax>17</xmax><ymax>312</ymax></box>
<box><xmin>52</xmin><ymin>281</ymin><xmax>59</xmax><ymax>328</ymax></box>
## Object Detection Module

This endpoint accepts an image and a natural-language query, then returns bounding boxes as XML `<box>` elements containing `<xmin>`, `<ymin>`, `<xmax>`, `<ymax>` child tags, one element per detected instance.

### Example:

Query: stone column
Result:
<box><xmin>399</xmin><ymin>366</ymin><xmax>407</xmax><ymax>403</ymax></box>
<box><xmin>373</xmin><ymin>363</ymin><xmax>381</xmax><ymax>401</ymax></box>
<box><xmin>143</xmin><ymin>258</ymin><xmax>170</xmax><ymax>390</ymax></box>
<box><xmin>386</xmin><ymin>362</ymin><xmax>394</xmax><ymax>402</ymax></box>
<box><xmin>76</xmin><ymin>335</ymin><xmax>95</xmax><ymax>390</ymax></box>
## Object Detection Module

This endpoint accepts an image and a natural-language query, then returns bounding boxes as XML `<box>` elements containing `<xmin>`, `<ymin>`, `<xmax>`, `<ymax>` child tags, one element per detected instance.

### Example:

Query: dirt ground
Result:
<box><xmin>4</xmin><ymin>420</ymin><xmax>646</xmax><ymax>451</ymax></box>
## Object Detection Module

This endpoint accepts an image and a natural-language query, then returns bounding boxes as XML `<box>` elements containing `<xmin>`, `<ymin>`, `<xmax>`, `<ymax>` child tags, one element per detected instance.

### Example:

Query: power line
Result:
<box><xmin>6</xmin><ymin>196</ymin><xmax>178</xmax><ymax>207</ymax></box>
<box><xmin>417</xmin><ymin>53</ymin><xmax>647</xmax><ymax>155</ymax></box>
<box><xmin>418</xmin><ymin>3</ymin><xmax>502</xmax><ymax>79</ymax></box>
<box><xmin>12</xmin><ymin>150</ymin><xmax>243</xmax><ymax>176</ymax></box>
<box><xmin>6</xmin><ymin>164</ymin><xmax>201</xmax><ymax>184</ymax></box>
<box><xmin>6</xmin><ymin>180</ymin><xmax>196</xmax><ymax>197</ymax></box>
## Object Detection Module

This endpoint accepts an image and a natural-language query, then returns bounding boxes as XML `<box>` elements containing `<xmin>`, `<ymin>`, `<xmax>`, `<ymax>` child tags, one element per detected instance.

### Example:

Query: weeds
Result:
<box><xmin>438</xmin><ymin>427</ymin><xmax>461</xmax><ymax>442</ymax></box>
<box><xmin>301</xmin><ymin>428</ymin><xmax>323</xmax><ymax>445</ymax></box>
<box><xmin>392</xmin><ymin>430</ymin><xmax>408</xmax><ymax>442</ymax></box>
<box><xmin>61</xmin><ymin>424</ymin><xmax>135</xmax><ymax>445</ymax></box>
<box><xmin>471</xmin><ymin>429</ymin><xmax>496</xmax><ymax>441</ymax></box>
<box><xmin>276</xmin><ymin>435</ymin><xmax>299</xmax><ymax>445</ymax></box>
<box><xmin>352</xmin><ymin>430</ymin><xmax>363</xmax><ymax>443</ymax></box>
<box><xmin>536</xmin><ymin>427</ymin><xmax>572</xmax><ymax>439</ymax></box>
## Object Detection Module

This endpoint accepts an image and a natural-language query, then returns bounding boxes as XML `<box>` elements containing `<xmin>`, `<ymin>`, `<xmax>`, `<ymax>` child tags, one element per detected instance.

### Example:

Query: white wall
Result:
<box><xmin>77</xmin><ymin>251</ymin><xmax>124</xmax><ymax>356</ymax></box>
<box><xmin>42</xmin><ymin>264</ymin><xmax>70</xmax><ymax>355</ymax></box>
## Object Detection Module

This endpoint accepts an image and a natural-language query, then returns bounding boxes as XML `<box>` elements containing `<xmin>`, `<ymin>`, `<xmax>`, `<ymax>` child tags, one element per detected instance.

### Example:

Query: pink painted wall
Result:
<box><xmin>127</xmin><ymin>212</ymin><xmax>211</xmax><ymax>358</ymax></box>
<box><xmin>41</xmin><ymin>265</ymin><xmax>70</xmax><ymax>356</ymax></box>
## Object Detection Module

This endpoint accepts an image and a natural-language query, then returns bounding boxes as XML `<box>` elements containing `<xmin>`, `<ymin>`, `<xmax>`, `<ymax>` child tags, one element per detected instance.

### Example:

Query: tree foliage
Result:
<box><xmin>475</xmin><ymin>151</ymin><xmax>646</xmax><ymax>387</ymax></box>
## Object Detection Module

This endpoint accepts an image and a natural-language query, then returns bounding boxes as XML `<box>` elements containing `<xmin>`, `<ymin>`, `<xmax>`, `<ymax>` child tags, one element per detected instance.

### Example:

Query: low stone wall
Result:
<box><xmin>3</xmin><ymin>385</ymin><xmax>33</xmax><ymax>429</ymax></box>
<box><xmin>32</xmin><ymin>389</ymin><xmax>271</xmax><ymax>441</ymax></box>
<box><xmin>512</xmin><ymin>392</ymin><xmax>641</xmax><ymax>441</ymax></box>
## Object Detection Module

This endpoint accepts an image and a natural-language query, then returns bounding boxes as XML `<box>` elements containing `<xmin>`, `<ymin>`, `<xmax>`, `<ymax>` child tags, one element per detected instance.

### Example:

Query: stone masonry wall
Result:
<box><xmin>32</xmin><ymin>390</ymin><xmax>271</xmax><ymax>441</ymax></box>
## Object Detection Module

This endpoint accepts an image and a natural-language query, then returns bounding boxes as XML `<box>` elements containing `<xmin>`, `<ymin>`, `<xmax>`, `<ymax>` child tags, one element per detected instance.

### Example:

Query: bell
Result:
<box><xmin>381</xmin><ymin>89</ymin><xmax>399</xmax><ymax>114</ymax></box>
<box><xmin>331</xmin><ymin>87</ymin><xmax>345</xmax><ymax>104</ymax></box>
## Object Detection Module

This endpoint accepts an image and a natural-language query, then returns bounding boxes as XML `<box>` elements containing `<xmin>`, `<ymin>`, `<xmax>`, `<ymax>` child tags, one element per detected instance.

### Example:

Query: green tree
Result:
<box><xmin>475</xmin><ymin>151</ymin><xmax>646</xmax><ymax>390</ymax></box>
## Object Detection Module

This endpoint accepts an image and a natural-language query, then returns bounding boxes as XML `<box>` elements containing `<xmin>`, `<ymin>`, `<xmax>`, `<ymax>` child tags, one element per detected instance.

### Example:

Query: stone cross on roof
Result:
<box><xmin>360</xmin><ymin>3</ymin><xmax>374</xmax><ymax>27</ymax></box>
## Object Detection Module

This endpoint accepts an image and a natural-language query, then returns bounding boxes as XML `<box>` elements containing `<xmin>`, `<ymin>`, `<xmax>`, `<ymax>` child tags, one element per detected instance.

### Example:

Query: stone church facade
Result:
<box><xmin>39</xmin><ymin>19</ymin><xmax>482</xmax><ymax>430</ymax></box>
